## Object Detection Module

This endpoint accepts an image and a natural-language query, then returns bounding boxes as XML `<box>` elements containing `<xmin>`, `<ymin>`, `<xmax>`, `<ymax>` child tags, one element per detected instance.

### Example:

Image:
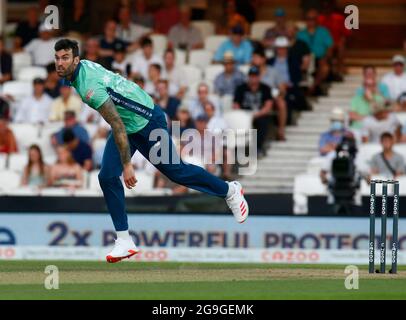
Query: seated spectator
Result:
<box><xmin>356</xmin><ymin>65</ymin><xmax>390</xmax><ymax>100</ymax></box>
<box><xmin>233</xmin><ymin>66</ymin><xmax>273</xmax><ymax>156</ymax></box>
<box><xmin>99</xmin><ymin>19</ymin><xmax>128</xmax><ymax>66</ymax></box>
<box><xmin>155</xmin><ymin>79</ymin><xmax>180</xmax><ymax>121</ymax></box>
<box><xmin>0</xmin><ymin>116</ymin><xmax>17</xmax><ymax>154</ymax></box>
<box><xmin>21</xmin><ymin>144</ymin><xmax>49</xmax><ymax>188</ymax></box>
<box><xmin>161</xmin><ymin>49</ymin><xmax>187</xmax><ymax>98</ymax></box>
<box><xmin>62</xmin><ymin>128</ymin><xmax>93</xmax><ymax>171</ymax></box>
<box><xmin>24</xmin><ymin>23</ymin><xmax>58</xmax><ymax>67</ymax></box>
<box><xmin>81</xmin><ymin>38</ymin><xmax>110</xmax><ymax>69</ymax></box>
<box><xmin>132</xmin><ymin>0</ymin><xmax>154</xmax><ymax>28</ymax></box>
<box><xmin>168</xmin><ymin>5</ymin><xmax>203</xmax><ymax>51</ymax></box>
<box><xmin>361</xmin><ymin>102</ymin><xmax>401</xmax><ymax>143</ymax></box>
<box><xmin>130</xmin><ymin>36</ymin><xmax>163</xmax><ymax>79</ymax></box>
<box><xmin>188</xmin><ymin>83</ymin><xmax>219</xmax><ymax>120</ymax></box>
<box><xmin>297</xmin><ymin>9</ymin><xmax>333</xmax><ymax>96</ymax></box>
<box><xmin>49</xmin><ymin>84</ymin><xmax>83</xmax><ymax>122</ymax></box>
<box><xmin>62</xmin><ymin>0</ymin><xmax>91</xmax><ymax>38</ymax></box>
<box><xmin>370</xmin><ymin>132</ymin><xmax>405</xmax><ymax>180</ymax></box>
<box><xmin>263</xmin><ymin>8</ymin><xmax>288</xmax><ymax>45</ymax></box>
<box><xmin>111</xmin><ymin>46</ymin><xmax>132</xmax><ymax>77</ymax></box>
<box><xmin>15</xmin><ymin>6</ymin><xmax>40</xmax><ymax>47</ymax></box>
<box><xmin>204</xmin><ymin>101</ymin><xmax>233</xmax><ymax>179</ymax></box>
<box><xmin>53</xmin><ymin>110</ymin><xmax>90</xmax><ymax>146</ymax></box>
<box><xmin>15</xmin><ymin>78</ymin><xmax>53</xmax><ymax>124</ymax></box>
<box><xmin>49</xmin><ymin>145</ymin><xmax>83</xmax><ymax>189</ymax></box>
<box><xmin>381</xmin><ymin>55</ymin><xmax>406</xmax><ymax>104</ymax></box>
<box><xmin>214</xmin><ymin>24</ymin><xmax>253</xmax><ymax>65</ymax></box>
<box><xmin>44</xmin><ymin>63</ymin><xmax>62</xmax><ymax>99</ymax></box>
<box><xmin>154</xmin><ymin>0</ymin><xmax>181</xmax><ymax>34</ymax></box>
<box><xmin>116</xmin><ymin>6</ymin><xmax>151</xmax><ymax>48</ymax></box>
<box><xmin>220</xmin><ymin>0</ymin><xmax>249</xmax><ymax>35</ymax></box>
<box><xmin>0</xmin><ymin>37</ymin><xmax>12</xmax><ymax>85</ymax></box>
<box><xmin>319</xmin><ymin>108</ymin><xmax>353</xmax><ymax>156</ymax></box>
<box><xmin>173</xmin><ymin>104</ymin><xmax>195</xmax><ymax>135</ymax></box>
<box><xmin>132</xmin><ymin>74</ymin><xmax>146</xmax><ymax>89</ymax></box>
<box><xmin>349</xmin><ymin>78</ymin><xmax>386</xmax><ymax>130</ymax></box>
<box><xmin>214</xmin><ymin>51</ymin><xmax>245</xmax><ymax>97</ymax></box>
<box><xmin>144</xmin><ymin>63</ymin><xmax>163</xmax><ymax>97</ymax></box>
<box><xmin>255</xmin><ymin>43</ymin><xmax>288</xmax><ymax>140</ymax></box>
<box><xmin>318</xmin><ymin>0</ymin><xmax>351</xmax><ymax>80</ymax></box>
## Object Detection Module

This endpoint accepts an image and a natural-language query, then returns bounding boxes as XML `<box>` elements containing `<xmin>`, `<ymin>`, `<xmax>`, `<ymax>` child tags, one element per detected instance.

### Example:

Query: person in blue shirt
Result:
<box><xmin>54</xmin><ymin>110</ymin><xmax>90</xmax><ymax>146</ymax></box>
<box><xmin>355</xmin><ymin>65</ymin><xmax>391</xmax><ymax>100</ymax></box>
<box><xmin>297</xmin><ymin>9</ymin><xmax>333</xmax><ymax>96</ymax></box>
<box><xmin>214</xmin><ymin>24</ymin><xmax>253</xmax><ymax>65</ymax></box>
<box><xmin>62</xmin><ymin>128</ymin><xmax>93</xmax><ymax>172</ymax></box>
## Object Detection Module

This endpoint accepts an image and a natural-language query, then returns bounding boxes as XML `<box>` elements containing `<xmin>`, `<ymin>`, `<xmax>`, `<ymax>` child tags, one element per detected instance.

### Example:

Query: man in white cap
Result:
<box><xmin>24</xmin><ymin>23</ymin><xmax>58</xmax><ymax>67</ymax></box>
<box><xmin>381</xmin><ymin>55</ymin><xmax>406</xmax><ymax>103</ymax></box>
<box><xmin>319</xmin><ymin>108</ymin><xmax>353</xmax><ymax>156</ymax></box>
<box><xmin>214</xmin><ymin>51</ymin><xmax>245</xmax><ymax>96</ymax></box>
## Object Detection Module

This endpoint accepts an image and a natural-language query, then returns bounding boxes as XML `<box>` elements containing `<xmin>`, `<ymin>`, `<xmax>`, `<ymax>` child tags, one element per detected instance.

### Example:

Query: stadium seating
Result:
<box><xmin>2</xmin><ymin>80</ymin><xmax>33</xmax><ymax>101</ymax></box>
<box><xmin>151</xmin><ymin>34</ymin><xmax>168</xmax><ymax>53</ymax></box>
<box><xmin>188</xmin><ymin>49</ymin><xmax>213</xmax><ymax>70</ymax></box>
<box><xmin>12</xmin><ymin>52</ymin><xmax>33</xmax><ymax>79</ymax></box>
<box><xmin>219</xmin><ymin>95</ymin><xmax>233</xmax><ymax>113</ymax></box>
<box><xmin>17</xmin><ymin>66</ymin><xmax>47</xmax><ymax>82</ymax></box>
<box><xmin>174</xmin><ymin>48</ymin><xmax>187</xmax><ymax>66</ymax></box>
<box><xmin>7</xmin><ymin>153</ymin><xmax>28</xmax><ymax>173</ymax></box>
<box><xmin>191</xmin><ymin>21</ymin><xmax>215</xmax><ymax>39</ymax></box>
<box><xmin>204</xmin><ymin>35</ymin><xmax>228</xmax><ymax>53</ymax></box>
<box><xmin>250</xmin><ymin>21</ymin><xmax>275</xmax><ymax>40</ymax></box>
<box><xmin>293</xmin><ymin>173</ymin><xmax>327</xmax><ymax>214</ymax></box>
<box><xmin>223</xmin><ymin>110</ymin><xmax>253</xmax><ymax>148</ymax></box>
<box><xmin>204</xmin><ymin>64</ymin><xmax>224</xmax><ymax>83</ymax></box>
<box><xmin>123</xmin><ymin>170</ymin><xmax>154</xmax><ymax>196</ymax></box>
<box><xmin>0</xmin><ymin>154</ymin><xmax>7</xmax><ymax>170</ymax></box>
<box><xmin>395</xmin><ymin>112</ymin><xmax>406</xmax><ymax>125</ymax></box>
<box><xmin>0</xmin><ymin>170</ymin><xmax>20</xmax><ymax>193</ymax></box>
<box><xmin>180</xmin><ymin>65</ymin><xmax>203</xmax><ymax>84</ymax></box>
<box><xmin>8</xmin><ymin>123</ymin><xmax>40</xmax><ymax>152</ymax></box>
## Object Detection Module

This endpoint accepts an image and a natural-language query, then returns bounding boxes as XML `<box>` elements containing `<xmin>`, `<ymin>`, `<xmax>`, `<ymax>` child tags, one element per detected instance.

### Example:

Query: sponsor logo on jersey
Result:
<box><xmin>85</xmin><ymin>89</ymin><xmax>95</xmax><ymax>101</ymax></box>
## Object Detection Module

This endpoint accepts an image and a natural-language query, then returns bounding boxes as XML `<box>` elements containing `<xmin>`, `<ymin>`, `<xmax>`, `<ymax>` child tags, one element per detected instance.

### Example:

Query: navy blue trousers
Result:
<box><xmin>98</xmin><ymin>105</ymin><xmax>229</xmax><ymax>231</ymax></box>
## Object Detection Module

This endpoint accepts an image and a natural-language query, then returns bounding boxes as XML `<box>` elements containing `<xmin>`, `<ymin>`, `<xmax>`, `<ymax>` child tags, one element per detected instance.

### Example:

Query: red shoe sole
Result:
<box><xmin>106</xmin><ymin>249</ymin><xmax>139</xmax><ymax>263</ymax></box>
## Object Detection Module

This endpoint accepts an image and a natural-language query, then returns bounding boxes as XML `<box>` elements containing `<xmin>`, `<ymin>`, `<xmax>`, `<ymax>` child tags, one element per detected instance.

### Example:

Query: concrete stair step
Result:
<box><xmin>271</xmin><ymin>143</ymin><xmax>316</xmax><ymax>151</ymax></box>
<box><xmin>241</xmin><ymin>179</ymin><xmax>294</xmax><ymax>188</ymax></box>
<box><xmin>286</xmin><ymin>127</ymin><xmax>326</xmax><ymax>135</ymax></box>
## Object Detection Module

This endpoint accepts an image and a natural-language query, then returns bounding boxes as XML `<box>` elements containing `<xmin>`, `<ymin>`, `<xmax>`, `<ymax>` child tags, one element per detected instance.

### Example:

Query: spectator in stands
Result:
<box><xmin>53</xmin><ymin>111</ymin><xmax>90</xmax><ymax>146</ymax></box>
<box><xmin>285</xmin><ymin>22</ymin><xmax>311</xmax><ymax>79</ymax></box>
<box><xmin>62</xmin><ymin>128</ymin><xmax>93</xmax><ymax>171</ymax></box>
<box><xmin>49</xmin><ymin>145</ymin><xmax>84</xmax><ymax>189</ymax></box>
<box><xmin>132</xmin><ymin>0</ymin><xmax>154</xmax><ymax>28</ymax></box>
<box><xmin>116</xmin><ymin>6</ymin><xmax>152</xmax><ymax>46</ymax></box>
<box><xmin>297</xmin><ymin>9</ymin><xmax>333</xmax><ymax>96</ymax></box>
<box><xmin>44</xmin><ymin>63</ymin><xmax>62</xmax><ymax>98</ymax></box>
<box><xmin>356</xmin><ymin>65</ymin><xmax>391</xmax><ymax>100</ymax></box>
<box><xmin>0</xmin><ymin>116</ymin><xmax>17</xmax><ymax>154</ymax></box>
<box><xmin>235</xmin><ymin>0</ymin><xmax>258</xmax><ymax>24</ymax></box>
<box><xmin>381</xmin><ymin>55</ymin><xmax>406</xmax><ymax>104</ymax></box>
<box><xmin>319</xmin><ymin>108</ymin><xmax>353</xmax><ymax>156</ymax></box>
<box><xmin>132</xmin><ymin>74</ymin><xmax>145</xmax><ymax>89</ymax></box>
<box><xmin>168</xmin><ymin>6</ymin><xmax>203</xmax><ymax>51</ymax></box>
<box><xmin>263</xmin><ymin>8</ymin><xmax>288</xmax><ymax>42</ymax></box>
<box><xmin>154</xmin><ymin>0</ymin><xmax>181</xmax><ymax>34</ymax></box>
<box><xmin>24</xmin><ymin>23</ymin><xmax>58</xmax><ymax>67</ymax></box>
<box><xmin>174</xmin><ymin>104</ymin><xmax>195</xmax><ymax>135</ymax></box>
<box><xmin>155</xmin><ymin>79</ymin><xmax>180</xmax><ymax>121</ymax></box>
<box><xmin>204</xmin><ymin>101</ymin><xmax>233</xmax><ymax>179</ymax></box>
<box><xmin>214</xmin><ymin>24</ymin><xmax>253</xmax><ymax>65</ymax></box>
<box><xmin>49</xmin><ymin>84</ymin><xmax>83</xmax><ymax>122</ymax></box>
<box><xmin>233</xmin><ymin>66</ymin><xmax>273</xmax><ymax>156</ymax></box>
<box><xmin>15</xmin><ymin>6</ymin><xmax>40</xmax><ymax>47</ymax></box>
<box><xmin>361</xmin><ymin>101</ymin><xmax>401</xmax><ymax>144</ymax></box>
<box><xmin>21</xmin><ymin>144</ymin><xmax>49</xmax><ymax>188</ymax></box>
<box><xmin>14</xmin><ymin>78</ymin><xmax>53</xmax><ymax>124</ymax></box>
<box><xmin>252</xmin><ymin>46</ymin><xmax>287</xmax><ymax>140</ymax></box>
<box><xmin>318</xmin><ymin>0</ymin><xmax>351</xmax><ymax>80</ymax></box>
<box><xmin>144</xmin><ymin>63</ymin><xmax>164</xmax><ymax>97</ymax></box>
<box><xmin>349</xmin><ymin>77</ymin><xmax>386</xmax><ymax>130</ymax></box>
<box><xmin>99</xmin><ymin>20</ymin><xmax>128</xmax><ymax>66</ymax></box>
<box><xmin>220</xmin><ymin>0</ymin><xmax>249</xmax><ymax>35</ymax></box>
<box><xmin>111</xmin><ymin>46</ymin><xmax>131</xmax><ymax>77</ymax></box>
<box><xmin>188</xmin><ymin>83</ymin><xmax>219</xmax><ymax>120</ymax></box>
<box><xmin>62</xmin><ymin>0</ymin><xmax>91</xmax><ymax>38</ymax></box>
<box><xmin>0</xmin><ymin>37</ymin><xmax>12</xmax><ymax>85</ymax></box>
<box><xmin>370</xmin><ymin>132</ymin><xmax>405</xmax><ymax>179</ymax></box>
<box><xmin>81</xmin><ymin>38</ymin><xmax>110</xmax><ymax>69</ymax></box>
<box><xmin>161</xmin><ymin>49</ymin><xmax>187</xmax><ymax>99</ymax></box>
<box><xmin>130</xmin><ymin>36</ymin><xmax>163</xmax><ymax>80</ymax></box>
<box><xmin>214</xmin><ymin>51</ymin><xmax>245</xmax><ymax>97</ymax></box>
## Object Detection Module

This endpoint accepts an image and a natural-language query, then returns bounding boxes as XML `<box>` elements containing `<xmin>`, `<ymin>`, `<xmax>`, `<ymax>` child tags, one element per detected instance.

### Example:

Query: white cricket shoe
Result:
<box><xmin>225</xmin><ymin>181</ymin><xmax>249</xmax><ymax>223</ymax></box>
<box><xmin>106</xmin><ymin>238</ymin><xmax>139</xmax><ymax>263</ymax></box>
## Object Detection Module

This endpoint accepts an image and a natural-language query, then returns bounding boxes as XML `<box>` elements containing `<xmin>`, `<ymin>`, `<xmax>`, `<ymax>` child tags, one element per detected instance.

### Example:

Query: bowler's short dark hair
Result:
<box><xmin>55</xmin><ymin>39</ymin><xmax>80</xmax><ymax>57</ymax></box>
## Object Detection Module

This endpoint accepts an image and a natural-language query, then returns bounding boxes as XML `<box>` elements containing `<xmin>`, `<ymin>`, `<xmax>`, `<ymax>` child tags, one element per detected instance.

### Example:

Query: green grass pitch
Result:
<box><xmin>1</xmin><ymin>260</ymin><xmax>406</xmax><ymax>300</ymax></box>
